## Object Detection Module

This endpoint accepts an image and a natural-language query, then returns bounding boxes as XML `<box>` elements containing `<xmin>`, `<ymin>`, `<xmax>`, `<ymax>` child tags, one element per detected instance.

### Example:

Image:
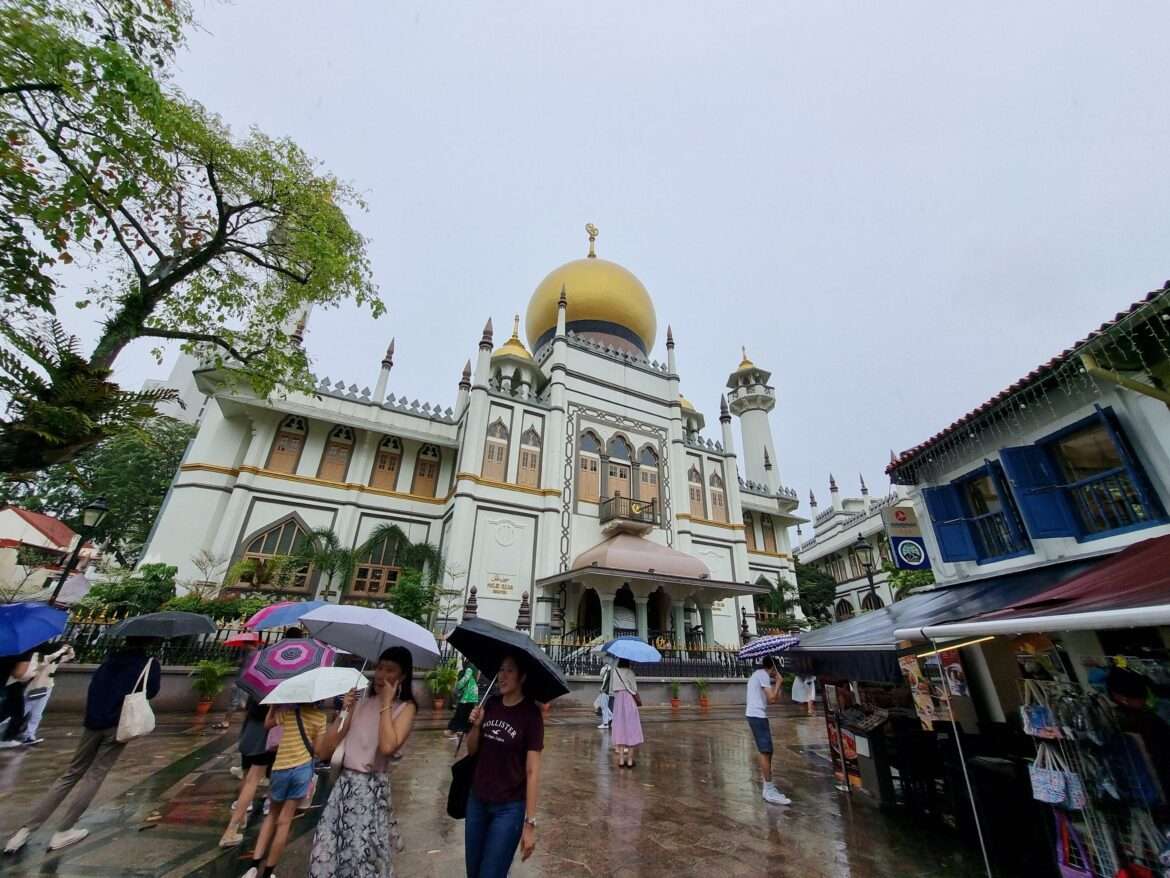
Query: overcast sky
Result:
<box><xmin>102</xmin><ymin>1</ymin><xmax>1170</xmax><ymax>524</ymax></box>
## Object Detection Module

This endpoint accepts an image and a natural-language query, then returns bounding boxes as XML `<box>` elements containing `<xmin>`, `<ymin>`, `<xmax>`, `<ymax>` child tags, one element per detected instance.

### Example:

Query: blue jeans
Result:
<box><xmin>465</xmin><ymin>791</ymin><xmax>525</xmax><ymax>878</ymax></box>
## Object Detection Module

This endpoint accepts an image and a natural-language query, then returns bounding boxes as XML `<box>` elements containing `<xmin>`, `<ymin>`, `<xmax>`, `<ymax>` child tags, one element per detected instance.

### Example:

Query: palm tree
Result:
<box><xmin>290</xmin><ymin>523</ymin><xmax>443</xmax><ymax>600</ymax></box>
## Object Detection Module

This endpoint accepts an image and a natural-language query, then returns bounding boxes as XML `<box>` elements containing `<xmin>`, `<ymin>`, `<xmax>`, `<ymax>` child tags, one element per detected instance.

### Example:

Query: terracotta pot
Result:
<box><xmin>698</xmin><ymin>695</ymin><xmax>710</xmax><ymax>711</ymax></box>
<box><xmin>194</xmin><ymin>698</ymin><xmax>213</xmax><ymax>717</ymax></box>
<box><xmin>432</xmin><ymin>697</ymin><xmax>446</xmax><ymax>711</ymax></box>
<box><xmin>670</xmin><ymin>697</ymin><xmax>681</xmax><ymax>709</ymax></box>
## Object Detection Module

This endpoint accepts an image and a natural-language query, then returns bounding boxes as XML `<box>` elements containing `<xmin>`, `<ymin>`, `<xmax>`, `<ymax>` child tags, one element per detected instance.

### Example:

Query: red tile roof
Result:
<box><xmin>886</xmin><ymin>285</ymin><xmax>1170</xmax><ymax>477</ymax></box>
<box><xmin>4</xmin><ymin>506</ymin><xmax>77</xmax><ymax>549</ymax></box>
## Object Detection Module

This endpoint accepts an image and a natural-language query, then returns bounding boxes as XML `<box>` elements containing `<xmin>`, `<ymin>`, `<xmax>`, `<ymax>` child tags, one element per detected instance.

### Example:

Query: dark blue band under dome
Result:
<box><xmin>536</xmin><ymin>320</ymin><xmax>649</xmax><ymax>356</ymax></box>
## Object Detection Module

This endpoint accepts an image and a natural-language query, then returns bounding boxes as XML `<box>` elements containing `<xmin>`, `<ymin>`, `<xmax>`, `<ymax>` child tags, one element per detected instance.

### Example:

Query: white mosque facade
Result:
<box><xmin>143</xmin><ymin>230</ymin><xmax>804</xmax><ymax>647</ymax></box>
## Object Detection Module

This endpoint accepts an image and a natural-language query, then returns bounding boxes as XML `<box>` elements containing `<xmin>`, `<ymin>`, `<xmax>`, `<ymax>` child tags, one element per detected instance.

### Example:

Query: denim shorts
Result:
<box><xmin>269</xmin><ymin>760</ymin><xmax>314</xmax><ymax>802</ymax></box>
<box><xmin>747</xmin><ymin>716</ymin><xmax>773</xmax><ymax>754</ymax></box>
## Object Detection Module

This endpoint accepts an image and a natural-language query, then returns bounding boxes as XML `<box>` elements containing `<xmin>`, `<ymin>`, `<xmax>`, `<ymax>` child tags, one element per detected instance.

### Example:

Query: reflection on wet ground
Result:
<box><xmin>0</xmin><ymin>708</ymin><xmax>1003</xmax><ymax>877</ymax></box>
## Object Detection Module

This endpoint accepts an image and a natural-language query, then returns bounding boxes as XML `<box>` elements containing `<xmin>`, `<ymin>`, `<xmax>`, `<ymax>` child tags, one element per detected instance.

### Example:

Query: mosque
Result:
<box><xmin>143</xmin><ymin>226</ymin><xmax>804</xmax><ymax>647</ymax></box>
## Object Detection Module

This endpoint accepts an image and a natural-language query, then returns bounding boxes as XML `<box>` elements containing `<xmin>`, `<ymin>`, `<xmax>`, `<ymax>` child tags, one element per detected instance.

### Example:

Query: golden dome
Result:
<box><xmin>525</xmin><ymin>225</ymin><xmax>656</xmax><ymax>355</ymax></box>
<box><xmin>737</xmin><ymin>346</ymin><xmax>755</xmax><ymax>370</ymax></box>
<box><xmin>493</xmin><ymin>315</ymin><xmax>532</xmax><ymax>362</ymax></box>
<box><xmin>679</xmin><ymin>394</ymin><xmax>696</xmax><ymax>412</ymax></box>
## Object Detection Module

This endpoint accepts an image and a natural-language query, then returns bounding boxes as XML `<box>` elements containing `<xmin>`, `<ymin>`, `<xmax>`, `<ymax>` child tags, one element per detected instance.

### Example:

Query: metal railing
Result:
<box><xmin>598</xmin><ymin>495</ymin><xmax>659</xmax><ymax>526</ymax></box>
<box><xmin>538</xmin><ymin>639</ymin><xmax>754</xmax><ymax>679</ymax></box>
<box><xmin>1066</xmin><ymin>469</ymin><xmax>1152</xmax><ymax>535</ymax></box>
<box><xmin>47</xmin><ymin>612</ymin><xmax>284</xmax><ymax>665</ymax></box>
<box><xmin>970</xmin><ymin>509</ymin><xmax>1029</xmax><ymax>560</ymax></box>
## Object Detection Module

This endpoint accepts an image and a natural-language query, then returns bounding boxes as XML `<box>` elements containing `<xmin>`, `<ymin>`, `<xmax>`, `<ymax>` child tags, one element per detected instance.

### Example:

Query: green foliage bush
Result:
<box><xmin>80</xmin><ymin>563</ymin><xmax>177</xmax><ymax>615</ymax></box>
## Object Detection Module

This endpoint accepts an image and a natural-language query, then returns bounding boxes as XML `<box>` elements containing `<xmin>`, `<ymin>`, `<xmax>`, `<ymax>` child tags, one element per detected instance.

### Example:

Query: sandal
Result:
<box><xmin>210</xmin><ymin>721</ymin><xmax>229</xmax><ymax>730</ymax></box>
<box><xmin>219</xmin><ymin>831</ymin><xmax>244</xmax><ymax>848</ymax></box>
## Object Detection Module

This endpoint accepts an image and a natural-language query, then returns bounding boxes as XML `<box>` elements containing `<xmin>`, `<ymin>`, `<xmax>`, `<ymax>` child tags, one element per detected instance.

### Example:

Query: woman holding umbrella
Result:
<box><xmin>610</xmin><ymin>659</ymin><xmax>643</xmax><ymax>768</ymax></box>
<box><xmin>307</xmin><ymin>646</ymin><xmax>418</xmax><ymax>878</ymax></box>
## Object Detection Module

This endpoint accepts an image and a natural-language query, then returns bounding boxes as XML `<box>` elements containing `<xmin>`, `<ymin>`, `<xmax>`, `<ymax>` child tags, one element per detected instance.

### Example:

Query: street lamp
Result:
<box><xmin>852</xmin><ymin>532</ymin><xmax>879</xmax><ymax>600</ymax></box>
<box><xmin>48</xmin><ymin>497</ymin><xmax>109</xmax><ymax>606</ymax></box>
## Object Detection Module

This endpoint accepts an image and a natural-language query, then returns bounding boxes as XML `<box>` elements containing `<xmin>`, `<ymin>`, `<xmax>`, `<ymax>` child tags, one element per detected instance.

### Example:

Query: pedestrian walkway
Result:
<box><xmin>0</xmin><ymin>711</ymin><xmax>1003</xmax><ymax>877</ymax></box>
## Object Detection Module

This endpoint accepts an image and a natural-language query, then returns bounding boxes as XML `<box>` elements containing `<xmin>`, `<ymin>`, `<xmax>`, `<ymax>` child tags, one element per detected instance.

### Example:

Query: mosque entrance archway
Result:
<box><xmin>576</xmin><ymin>588</ymin><xmax>601</xmax><ymax>638</ymax></box>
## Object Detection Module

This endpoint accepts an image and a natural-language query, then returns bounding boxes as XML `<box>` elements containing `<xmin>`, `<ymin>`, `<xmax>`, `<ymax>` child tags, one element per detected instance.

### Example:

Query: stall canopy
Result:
<box><xmin>790</xmin><ymin>559</ymin><xmax>1098</xmax><ymax>683</ymax></box>
<box><xmin>895</xmin><ymin>533</ymin><xmax>1170</xmax><ymax>643</ymax></box>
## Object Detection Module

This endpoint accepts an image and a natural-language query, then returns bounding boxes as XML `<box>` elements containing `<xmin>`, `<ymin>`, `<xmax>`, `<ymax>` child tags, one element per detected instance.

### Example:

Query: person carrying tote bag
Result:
<box><xmin>117</xmin><ymin>657</ymin><xmax>157</xmax><ymax>742</ymax></box>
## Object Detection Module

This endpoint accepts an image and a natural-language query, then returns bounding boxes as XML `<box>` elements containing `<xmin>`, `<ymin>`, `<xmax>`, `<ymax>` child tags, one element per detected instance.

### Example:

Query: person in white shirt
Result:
<box><xmin>745</xmin><ymin>656</ymin><xmax>790</xmax><ymax>805</ymax></box>
<box><xmin>595</xmin><ymin>662</ymin><xmax>614</xmax><ymax>730</ymax></box>
<box><xmin>22</xmin><ymin>645</ymin><xmax>75</xmax><ymax>744</ymax></box>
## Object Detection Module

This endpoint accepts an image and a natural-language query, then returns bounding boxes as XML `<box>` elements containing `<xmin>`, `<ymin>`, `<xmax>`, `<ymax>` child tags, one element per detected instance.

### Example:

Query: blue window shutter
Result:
<box><xmin>987</xmin><ymin>460</ymin><xmax>1031</xmax><ymax>551</ymax></box>
<box><xmin>922</xmin><ymin>485</ymin><xmax>978</xmax><ymax>562</ymax></box>
<box><xmin>1094</xmin><ymin>405</ymin><xmax>1167</xmax><ymax>519</ymax></box>
<box><xmin>999</xmin><ymin>445</ymin><xmax>1078</xmax><ymax>538</ymax></box>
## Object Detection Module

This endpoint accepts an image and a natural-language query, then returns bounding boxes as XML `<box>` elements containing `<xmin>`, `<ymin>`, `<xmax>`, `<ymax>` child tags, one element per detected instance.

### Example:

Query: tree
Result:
<box><xmin>0</xmin><ymin>0</ymin><xmax>381</xmax><ymax>475</ymax></box>
<box><xmin>79</xmin><ymin>562</ymin><xmax>177</xmax><ymax>615</ymax></box>
<box><xmin>0</xmin><ymin>416</ymin><xmax>195</xmax><ymax>566</ymax></box>
<box><xmin>289</xmin><ymin>523</ymin><xmax>444</xmax><ymax>601</ymax></box>
<box><xmin>882</xmin><ymin>562</ymin><xmax>935</xmax><ymax>601</ymax></box>
<box><xmin>795</xmin><ymin>561</ymin><xmax>837</xmax><ymax>628</ymax></box>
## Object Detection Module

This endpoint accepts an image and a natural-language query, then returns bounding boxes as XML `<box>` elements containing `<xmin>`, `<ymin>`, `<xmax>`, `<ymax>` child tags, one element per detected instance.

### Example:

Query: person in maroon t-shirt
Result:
<box><xmin>464</xmin><ymin>654</ymin><xmax>544</xmax><ymax>878</ymax></box>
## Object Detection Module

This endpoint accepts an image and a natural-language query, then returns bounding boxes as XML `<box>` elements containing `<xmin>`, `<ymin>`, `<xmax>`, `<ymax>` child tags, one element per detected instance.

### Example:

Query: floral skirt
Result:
<box><xmin>308</xmin><ymin>769</ymin><xmax>402</xmax><ymax>878</ymax></box>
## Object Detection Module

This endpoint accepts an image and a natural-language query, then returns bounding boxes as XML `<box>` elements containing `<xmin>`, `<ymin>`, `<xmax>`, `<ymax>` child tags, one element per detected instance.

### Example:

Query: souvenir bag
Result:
<box><xmin>1055</xmin><ymin>812</ymin><xmax>1093</xmax><ymax>878</ymax></box>
<box><xmin>1051</xmin><ymin>748</ymin><xmax>1089</xmax><ymax>811</ymax></box>
<box><xmin>1031</xmin><ymin>744</ymin><xmax>1068</xmax><ymax>805</ymax></box>
<box><xmin>115</xmin><ymin>658</ymin><xmax>156</xmax><ymax>743</ymax></box>
<box><xmin>1021</xmin><ymin>680</ymin><xmax>1061</xmax><ymax>739</ymax></box>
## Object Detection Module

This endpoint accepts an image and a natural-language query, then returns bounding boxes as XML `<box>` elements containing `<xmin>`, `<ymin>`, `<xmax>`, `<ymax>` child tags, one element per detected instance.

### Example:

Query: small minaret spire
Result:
<box><xmin>480</xmin><ymin>318</ymin><xmax>494</xmax><ymax>348</ymax></box>
<box><xmin>666</xmin><ymin>325</ymin><xmax>675</xmax><ymax>349</ymax></box>
<box><xmin>719</xmin><ymin>394</ymin><xmax>731</xmax><ymax>423</ymax></box>
<box><xmin>374</xmin><ymin>336</ymin><xmax>395</xmax><ymax>400</ymax></box>
<box><xmin>381</xmin><ymin>338</ymin><xmax>395</xmax><ymax>369</ymax></box>
<box><xmin>460</xmin><ymin>359</ymin><xmax>472</xmax><ymax>388</ymax></box>
<box><xmin>586</xmin><ymin>222</ymin><xmax>598</xmax><ymax>258</ymax></box>
<box><xmin>763</xmin><ymin>448</ymin><xmax>773</xmax><ymax>470</ymax></box>
<box><xmin>290</xmin><ymin>314</ymin><xmax>306</xmax><ymax>347</ymax></box>
<box><xmin>809</xmin><ymin>490</ymin><xmax>818</xmax><ymax>508</ymax></box>
<box><xmin>829</xmin><ymin>473</ymin><xmax>839</xmax><ymax>493</ymax></box>
<box><xmin>859</xmin><ymin>473</ymin><xmax>868</xmax><ymax>496</ymax></box>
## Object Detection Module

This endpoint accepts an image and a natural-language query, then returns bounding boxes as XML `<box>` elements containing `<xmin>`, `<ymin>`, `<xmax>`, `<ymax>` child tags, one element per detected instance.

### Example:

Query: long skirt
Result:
<box><xmin>308</xmin><ymin>768</ymin><xmax>401</xmax><ymax>878</ymax></box>
<box><xmin>611</xmin><ymin>690</ymin><xmax>644</xmax><ymax>747</ymax></box>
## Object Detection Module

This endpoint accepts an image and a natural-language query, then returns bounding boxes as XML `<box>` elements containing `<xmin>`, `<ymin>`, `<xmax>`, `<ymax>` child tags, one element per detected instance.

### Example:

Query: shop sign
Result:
<box><xmin>883</xmin><ymin>507</ymin><xmax>931</xmax><ymax>570</ymax></box>
<box><xmin>898</xmin><ymin>654</ymin><xmax>936</xmax><ymax>731</ymax></box>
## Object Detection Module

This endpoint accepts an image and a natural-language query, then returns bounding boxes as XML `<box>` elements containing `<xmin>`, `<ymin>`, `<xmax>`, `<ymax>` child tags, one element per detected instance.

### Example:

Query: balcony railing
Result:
<box><xmin>970</xmin><ymin>510</ymin><xmax>1029</xmax><ymax>560</ymax></box>
<box><xmin>599</xmin><ymin>495</ymin><xmax>659</xmax><ymax>527</ymax></box>
<box><xmin>1067</xmin><ymin>469</ymin><xmax>1153</xmax><ymax>535</ymax></box>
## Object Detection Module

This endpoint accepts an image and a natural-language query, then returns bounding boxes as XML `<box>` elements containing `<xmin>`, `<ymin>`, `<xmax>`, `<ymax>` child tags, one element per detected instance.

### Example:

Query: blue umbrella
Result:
<box><xmin>600</xmin><ymin>636</ymin><xmax>662</xmax><ymax>663</ymax></box>
<box><xmin>249</xmin><ymin>600</ymin><xmax>329</xmax><ymax>631</ymax></box>
<box><xmin>0</xmin><ymin>603</ymin><xmax>68</xmax><ymax>657</ymax></box>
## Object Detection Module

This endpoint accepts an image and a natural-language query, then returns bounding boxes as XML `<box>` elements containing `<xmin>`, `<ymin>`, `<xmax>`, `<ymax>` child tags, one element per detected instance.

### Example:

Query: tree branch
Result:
<box><xmin>138</xmin><ymin>327</ymin><xmax>270</xmax><ymax>364</ymax></box>
<box><xmin>0</xmin><ymin>83</ymin><xmax>63</xmax><ymax>97</ymax></box>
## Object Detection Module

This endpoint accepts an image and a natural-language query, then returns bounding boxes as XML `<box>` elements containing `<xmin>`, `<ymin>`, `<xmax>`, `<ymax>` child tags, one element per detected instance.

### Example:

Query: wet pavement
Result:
<box><xmin>0</xmin><ymin>707</ymin><xmax>999</xmax><ymax>877</ymax></box>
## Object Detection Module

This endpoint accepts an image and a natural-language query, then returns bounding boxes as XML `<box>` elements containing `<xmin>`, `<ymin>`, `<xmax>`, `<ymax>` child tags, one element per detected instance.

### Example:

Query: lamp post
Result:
<box><xmin>852</xmin><ymin>532</ymin><xmax>879</xmax><ymax>602</ymax></box>
<box><xmin>48</xmin><ymin>497</ymin><xmax>109</xmax><ymax>606</ymax></box>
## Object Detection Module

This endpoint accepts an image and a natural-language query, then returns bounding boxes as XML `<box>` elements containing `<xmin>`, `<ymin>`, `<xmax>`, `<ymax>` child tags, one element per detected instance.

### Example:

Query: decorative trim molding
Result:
<box><xmin>747</xmin><ymin>548</ymin><xmax>791</xmax><ymax>559</ymax></box>
<box><xmin>180</xmin><ymin>463</ymin><xmax>239</xmax><ymax>477</ymax></box>
<box><xmin>180</xmin><ymin>463</ymin><xmax>454</xmax><ymax>505</ymax></box>
<box><xmin>676</xmin><ymin>513</ymin><xmax>744</xmax><ymax>531</ymax></box>
<box><xmin>454</xmin><ymin>471</ymin><xmax>561</xmax><ymax>497</ymax></box>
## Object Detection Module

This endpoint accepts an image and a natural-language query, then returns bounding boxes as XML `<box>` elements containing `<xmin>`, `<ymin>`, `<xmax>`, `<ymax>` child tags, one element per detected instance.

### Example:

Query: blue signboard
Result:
<box><xmin>891</xmin><ymin>536</ymin><xmax>930</xmax><ymax>570</ymax></box>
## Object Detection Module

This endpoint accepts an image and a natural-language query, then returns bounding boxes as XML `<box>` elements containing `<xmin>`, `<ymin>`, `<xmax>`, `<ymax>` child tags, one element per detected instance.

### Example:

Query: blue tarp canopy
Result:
<box><xmin>788</xmin><ymin>559</ymin><xmax>1099</xmax><ymax>683</ymax></box>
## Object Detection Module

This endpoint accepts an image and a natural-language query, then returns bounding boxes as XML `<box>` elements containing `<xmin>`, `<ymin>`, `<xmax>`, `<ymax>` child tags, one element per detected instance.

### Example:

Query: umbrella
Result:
<box><xmin>301</xmin><ymin>604</ymin><xmax>440</xmax><ymax>667</ymax></box>
<box><xmin>246</xmin><ymin>600</ymin><xmax>329</xmax><ymax>631</ymax></box>
<box><xmin>224</xmin><ymin>631</ymin><xmax>262</xmax><ymax>647</ymax></box>
<box><xmin>447</xmin><ymin>617</ymin><xmax>569</xmax><ymax>703</ymax></box>
<box><xmin>105</xmin><ymin>611</ymin><xmax>215</xmax><ymax>640</ymax></box>
<box><xmin>238</xmin><ymin>638</ymin><xmax>336</xmax><ymax>700</ymax></box>
<box><xmin>0</xmin><ymin>603</ymin><xmax>68</xmax><ymax>657</ymax></box>
<box><xmin>599</xmin><ymin>636</ymin><xmax>662</xmax><ymax>663</ymax></box>
<box><xmin>261</xmin><ymin>666</ymin><xmax>367</xmax><ymax>705</ymax></box>
<box><xmin>738</xmin><ymin>634</ymin><xmax>800</xmax><ymax>660</ymax></box>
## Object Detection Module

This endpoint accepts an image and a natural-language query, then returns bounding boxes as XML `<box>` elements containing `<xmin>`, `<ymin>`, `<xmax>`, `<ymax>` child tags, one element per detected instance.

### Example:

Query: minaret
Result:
<box><xmin>830</xmin><ymin>473</ymin><xmax>843</xmax><ymax>512</ymax></box>
<box><xmin>860</xmin><ymin>472</ymin><xmax>871</xmax><ymax>512</ymax></box>
<box><xmin>809</xmin><ymin>490</ymin><xmax>818</xmax><ymax>534</ymax></box>
<box><xmin>373</xmin><ymin>338</ymin><xmax>394</xmax><ymax>400</ymax></box>
<box><xmin>725</xmin><ymin>347</ymin><xmax>779</xmax><ymax>486</ymax></box>
<box><xmin>666</xmin><ymin>325</ymin><xmax>677</xmax><ymax>373</ymax></box>
<box><xmin>456</xmin><ymin>359</ymin><xmax>471</xmax><ymax>414</ymax></box>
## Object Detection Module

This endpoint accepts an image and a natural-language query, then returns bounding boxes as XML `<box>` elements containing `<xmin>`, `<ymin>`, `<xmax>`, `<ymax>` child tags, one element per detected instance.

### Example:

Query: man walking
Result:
<box><xmin>596</xmin><ymin>660</ymin><xmax>614</xmax><ymax>730</ymax></box>
<box><xmin>745</xmin><ymin>656</ymin><xmax>791</xmax><ymax>805</ymax></box>
<box><xmin>4</xmin><ymin>637</ymin><xmax>161</xmax><ymax>853</ymax></box>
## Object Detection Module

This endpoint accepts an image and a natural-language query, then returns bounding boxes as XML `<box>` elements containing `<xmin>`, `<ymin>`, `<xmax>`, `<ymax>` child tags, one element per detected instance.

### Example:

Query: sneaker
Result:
<box><xmin>21</xmin><ymin>737</ymin><xmax>44</xmax><ymax>746</ymax></box>
<box><xmin>0</xmin><ymin>740</ymin><xmax>22</xmax><ymax>750</ymax></box>
<box><xmin>239</xmin><ymin>868</ymin><xmax>258</xmax><ymax>878</ymax></box>
<box><xmin>48</xmin><ymin>828</ymin><xmax>89</xmax><ymax>850</ymax></box>
<box><xmin>4</xmin><ymin>827</ymin><xmax>29</xmax><ymax>853</ymax></box>
<box><xmin>262</xmin><ymin>798</ymin><xmax>271</xmax><ymax>816</ymax></box>
<box><xmin>597</xmin><ymin>723</ymin><xmax>609</xmax><ymax>729</ymax></box>
<box><xmin>229</xmin><ymin>766</ymin><xmax>244</xmax><ymax>780</ymax></box>
<box><xmin>762</xmin><ymin>783</ymin><xmax>791</xmax><ymax>806</ymax></box>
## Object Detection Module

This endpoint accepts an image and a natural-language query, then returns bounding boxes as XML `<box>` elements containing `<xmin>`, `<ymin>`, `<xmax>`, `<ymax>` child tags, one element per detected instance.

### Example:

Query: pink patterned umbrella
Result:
<box><xmin>237</xmin><ymin>638</ymin><xmax>336</xmax><ymax>700</ymax></box>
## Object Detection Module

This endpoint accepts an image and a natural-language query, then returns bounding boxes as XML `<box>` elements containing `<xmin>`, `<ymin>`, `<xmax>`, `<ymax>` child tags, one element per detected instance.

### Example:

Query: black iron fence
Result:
<box><xmin>538</xmin><ymin>639</ymin><xmax>754</xmax><ymax>679</ymax></box>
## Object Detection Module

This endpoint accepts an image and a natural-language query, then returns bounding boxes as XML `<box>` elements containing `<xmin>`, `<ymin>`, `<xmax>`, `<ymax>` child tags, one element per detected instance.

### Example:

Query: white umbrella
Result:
<box><xmin>300</xmin><ymin>604</ymin><xmax>441</xmax><ymax>668</ymax></box>
<box><xmin>260</xmin><ymin>666</ymin><xmax>368</xmax><ymax>705</ymax></box>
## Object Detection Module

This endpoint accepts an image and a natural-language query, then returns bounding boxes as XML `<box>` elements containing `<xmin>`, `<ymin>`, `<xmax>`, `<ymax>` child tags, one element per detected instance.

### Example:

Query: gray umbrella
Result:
<box><xmin>105</xmin><ymin>611</ymin><xmax>216</xmax><ymax>640</ymax></box>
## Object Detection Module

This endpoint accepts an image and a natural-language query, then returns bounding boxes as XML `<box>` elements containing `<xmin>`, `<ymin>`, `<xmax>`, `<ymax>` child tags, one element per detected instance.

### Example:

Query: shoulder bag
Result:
<box><xmin>447</xmin><ymin>750</ymin><xmax>478</xmax><ymax>819</ymax></box>
<box><xmin>116</xmin><ymin>658</ymin><xmax>156</xmax><ymax>743</ymax></box>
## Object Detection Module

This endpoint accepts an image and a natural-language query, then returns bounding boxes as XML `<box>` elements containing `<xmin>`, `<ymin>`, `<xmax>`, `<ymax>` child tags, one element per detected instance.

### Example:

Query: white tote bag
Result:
<box><xmin>116</xmin><ymin>658</ymin><xmax>156</xmax><ymax>743</ymax></box>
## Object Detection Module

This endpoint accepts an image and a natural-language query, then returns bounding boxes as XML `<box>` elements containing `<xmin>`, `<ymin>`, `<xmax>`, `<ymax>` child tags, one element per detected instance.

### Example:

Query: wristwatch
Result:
<box><xmin>524</xmin><ymin>817</ymin><xmax>537</xmax><ymax>828</ymax></box>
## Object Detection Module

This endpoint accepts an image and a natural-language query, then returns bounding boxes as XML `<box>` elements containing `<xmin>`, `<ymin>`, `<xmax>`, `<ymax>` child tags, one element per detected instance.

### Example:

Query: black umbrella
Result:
<box><xmin>105</xmin><ymin>611</ymin><xmax>216</xmax><ymax>640</ymax></box>
<box><xmin>446</xmin><ymin>617</ymin><xmax>569</xmax><ymax>703</ymax></box>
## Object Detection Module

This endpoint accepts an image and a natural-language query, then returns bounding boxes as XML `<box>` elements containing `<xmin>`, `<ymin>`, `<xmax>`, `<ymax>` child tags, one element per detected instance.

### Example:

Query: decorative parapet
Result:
<box><xmin>799</xmin><ymin>492</ymin><xmax>900</xmax><ymax>552</ymax></box>
<box><xmin>737</xmin><ymin>476</ymin><xmax>799</xmax><ymax>502</ymax></box>
<box><xmin>310</xmin><ymin>374</ymin><xmax>457</xmax><ymax>423</ymax></box>
<box><xmin>685</xmin><ymin>434</ymin><xmax>724</xmax><ymax>453</ymax></box>
<box><xmin>536</xmin><ymin>333</ymin><xmax>674</xmax><ymax>376</ymax></box>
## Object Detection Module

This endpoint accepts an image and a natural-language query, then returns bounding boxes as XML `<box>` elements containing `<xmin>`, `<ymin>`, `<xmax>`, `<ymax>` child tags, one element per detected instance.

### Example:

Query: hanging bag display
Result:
<box><xmin>115</xmin><ymin>658</ymin><xmax>156</xmax><ymax>743</ymax></box>
<box><xmin>1022</xmin><ymin>680</ymin><xmax>1061</xmax><ymax>739</ymax></box>
<box><xmin>1055</xmin><ymin>812</ymin><xmax>1093</xmax><ymax>878</ymax></box>
<box><xmin>1051</xmin><ymin>748</ymin><xmax>1089</xmax><ymax>811</ymax></box>
<box><xmin>1032</xmin><ymin>744</ymin><xmax>1069</xmax><ymax>805</ymax></box>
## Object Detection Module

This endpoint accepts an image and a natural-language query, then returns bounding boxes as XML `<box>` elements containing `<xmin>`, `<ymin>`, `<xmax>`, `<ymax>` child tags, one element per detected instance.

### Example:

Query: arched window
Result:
<box><xmin>267</xmin><ymin>415</ymin><xmax>307</xmax><ymax>474</ymax></box>
<box><xmin>860</xmin><ymin>592</ymin><xmax>885</xmax><ymax>612</ymax></box>
<box><xmin>578</xmin><ymin>431</ymin><xmax>601</xmax><ymax>502</ymax></box>
<box><xmin>637</xmin><ymin>446</ymin><xmax>659</xmax><ymax>506</ymax></box>
<box><xmin>412</xmin><ymin>444</ymin><xmax>441</xmax><ymax>498</ymax></box>
<box><xmin>761</xmin><ymin>514</ymin><xmax>778</xmax><ymax>553</ymax></box>
<box><xmin>744</xmin><ymin>512</ymin><xmax>758</xmax><ymax>552</ymax></box>
<box><xmin>709</xmin><ymin>471</ymin><xmax>728</xmax><ymax>522</ymax></box>
<box><xmin>349</xmin><ymin>533</ymin><xmax>402</xmax><ymax>599</ymax></box>
<box><xmin>482</xmin><ymin>418</ymin><xmax>510</xmax><ymax>482</ymax></box>
<box><xmin>369</xmin><ymin>436</ymin><xmax>402</xmax><ymax>491</ymax></box>
<box><xmin>238</xmin><ymin>516</ymin><xmax>311</xmax><ymax>592</ymax></box>
<box><xmin>518</xmin><ymin>426</ymin><xmax>542</xmax><ymax>488</ymax></box>
<box><xmin>835</xmin><ymin>599</ymin><xmax>855</xmax><ymax>621</ymax></box>
<box><xmin>317</xmin><ymin>425</ymin><xmax>355</xmax><ymax>482</ymax></box>
<box><xmin>688</xmin><ymin>465</ymin><xmax>705</xmax><ymax>517</ymax></box>
<box><xmin>606</xmin><ymin>435</ymin><xmax>632</xmax><ymax>498</ymax></box>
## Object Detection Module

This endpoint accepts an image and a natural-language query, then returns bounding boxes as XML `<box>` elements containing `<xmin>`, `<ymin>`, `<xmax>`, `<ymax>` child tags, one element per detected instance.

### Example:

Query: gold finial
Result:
<box><xmin>511</xmin><ymin>314</ymin><xmax>521</xmax><ymax>338</ymax></box>
<box><xmin>585</xmin><ymin>223</ymin><xmax>598</xmax><ymax>258</ymax></box>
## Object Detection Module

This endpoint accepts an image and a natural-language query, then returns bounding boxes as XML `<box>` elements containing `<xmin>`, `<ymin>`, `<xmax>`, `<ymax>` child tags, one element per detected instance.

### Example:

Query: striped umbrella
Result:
<box><xmin>737</xmin><ymin>634</ymin><xmax>800</xmax><ymax>660</ymax></box>
<box><xmin>237</xmin><ymin>638</ymin><xmax>336</xmax><ymax>700</ymax></box>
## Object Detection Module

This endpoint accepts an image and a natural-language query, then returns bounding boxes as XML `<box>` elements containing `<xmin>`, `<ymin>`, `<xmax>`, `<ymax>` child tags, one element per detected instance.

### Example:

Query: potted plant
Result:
<box><xmin>669</xmin><ymin>680</ymin><xmax>681</xmax><ymax>710</ymax></box>
<box><xmin>424</xmin><ymin>658</ymin><xmax>459</xmax><ymax>711</ymax></box>
<box><xmin>695</xmin><ymin>678</ymin><xmax>710</xmax><ymax>711</ymax></box>
<box><xmin>190</xmin><ymin>659</ymin><xmax>237</xmax><ymax>717</ymax></box>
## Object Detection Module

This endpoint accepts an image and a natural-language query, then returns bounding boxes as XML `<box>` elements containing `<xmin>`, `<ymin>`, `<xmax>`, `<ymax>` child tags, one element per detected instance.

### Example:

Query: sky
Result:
<box><xmin>96</xmin><ymin>0</ymin><xmax>1170</xmax><ymax>524</ymax></box>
